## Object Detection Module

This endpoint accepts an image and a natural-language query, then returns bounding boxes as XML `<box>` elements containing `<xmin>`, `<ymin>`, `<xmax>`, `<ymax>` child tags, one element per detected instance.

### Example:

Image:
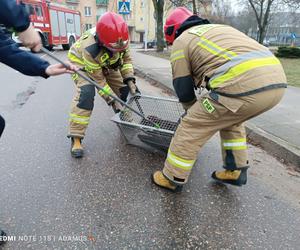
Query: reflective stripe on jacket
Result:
<box><xmin>67</xmin><ymin>28</ymin><xmax>134</xmax><ymax>85</ymax></box>
<box><xmin>170</xmin><ymin>24</ymin><xmax>287</xmax><ymax>97</ymax></box>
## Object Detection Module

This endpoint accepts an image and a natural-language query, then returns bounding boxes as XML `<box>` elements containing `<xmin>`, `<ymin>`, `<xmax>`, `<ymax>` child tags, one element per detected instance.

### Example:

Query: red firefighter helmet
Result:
<box><xmin>164</xmin><ymin>7</ymin><xmax>193</xmax><ymax>45</ymax></box>
<box><xmin>96</xmin><ymin>12</ymin><xmax>129</xmax><ymax>52</ymax></box>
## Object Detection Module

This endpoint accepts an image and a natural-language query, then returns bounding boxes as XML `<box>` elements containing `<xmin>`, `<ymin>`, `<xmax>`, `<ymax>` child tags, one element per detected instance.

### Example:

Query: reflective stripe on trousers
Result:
<box><xmin>69</xmin><ymin>113</ymin><xmax>90</xmax><ymax>125</ymax></box>
<box><xmin>222</xmin><ymin>138</ymin><xmax>247</xmax><ymax>151</ymax></box>
<box><xmin>166</xmin><ymin>149</ymin><xmax>195</xmax><ymax>171</ymax></box>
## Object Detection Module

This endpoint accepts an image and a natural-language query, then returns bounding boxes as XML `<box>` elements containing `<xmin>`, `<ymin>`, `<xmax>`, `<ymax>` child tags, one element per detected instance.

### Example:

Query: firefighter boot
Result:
<box><xmin>71</xmin><ymin>137</ymin><xmax>84</xmax><ymax>158</ymax></box>
<box><xmin>211</xmin><ymin>168</ymin><xmax>248</xmax><ymax>186</ymax></box>
<box><xmin>152</xmin><ymin>171</ymin><xmax>183</xmax><ymax>192</ymax></box>
<box><xmin>0</xmin><ymin>229</ymin><xmax>6</xmax><ymax>245</ymax></box>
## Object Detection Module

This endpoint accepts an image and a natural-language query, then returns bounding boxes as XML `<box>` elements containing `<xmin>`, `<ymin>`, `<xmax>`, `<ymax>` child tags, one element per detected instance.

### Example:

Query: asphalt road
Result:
<box><xmin>0</xmin><ymin>49</ymin><xmax>300</xmax><ymax>249</ymax></box>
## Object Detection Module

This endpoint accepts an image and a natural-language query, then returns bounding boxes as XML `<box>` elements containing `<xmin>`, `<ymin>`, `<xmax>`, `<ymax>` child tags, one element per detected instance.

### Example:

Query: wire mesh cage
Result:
<box><xmin>111</xmin><ymin>95</ymin><xmax>185</xmax><ymax>154</ymax></box>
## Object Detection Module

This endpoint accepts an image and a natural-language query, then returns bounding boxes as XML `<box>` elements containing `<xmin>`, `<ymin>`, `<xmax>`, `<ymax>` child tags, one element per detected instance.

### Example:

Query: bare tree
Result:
<box><xmin>151</xmin><ymin>0</ymin><xmax>213</xmax><ymax>52</ymax></box>
<box><xmin>247</xmin><ymin>0</ymin><xmax>276</xmax><ymax>43</ymax></box>
<box><xmin>246</xmin><ymin>0</ymin><xmax>300</xmax><ymax>44</ymax></box>
<box><xmin>152</xmin><ymin>0</ymin><xmax>165</xmax><ymax>52</ymax></box>
<box><xmin>282</xmin><ymin>0</ymin><xmax>300</xmax><ymax>8</ymax></box>
<box><xmin>232</xmin><ymin>8</ymin><xmax>257</xmax><ymax>35</ymax></box>
<box><xmin>167</xmin><ymin>0</ymin><xmax>212</xmax><ymax>15</ymax></box>
<box><xmin>210</xmin><ymin>0</ymin><xmax>234</xmax><ymax>23</ymax></box>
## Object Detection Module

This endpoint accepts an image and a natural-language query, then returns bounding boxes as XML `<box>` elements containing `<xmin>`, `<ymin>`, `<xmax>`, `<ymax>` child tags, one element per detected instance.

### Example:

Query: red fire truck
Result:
<box><xmin>18</xmin><ymin>0</ymin><xmax>81</xmax><ymax>50</ymax></box>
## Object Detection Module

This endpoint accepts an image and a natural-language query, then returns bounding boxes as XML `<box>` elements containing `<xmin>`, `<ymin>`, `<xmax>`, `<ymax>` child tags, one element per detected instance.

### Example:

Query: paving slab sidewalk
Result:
<box><xmin>132</xmin><ymin>49</ymin><xmax>300</xmax><ymax>167</ymax></box>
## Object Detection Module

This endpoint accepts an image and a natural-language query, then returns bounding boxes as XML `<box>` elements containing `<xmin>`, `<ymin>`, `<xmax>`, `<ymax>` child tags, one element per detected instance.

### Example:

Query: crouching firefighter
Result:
<box><xmin>67</xmin><ymin>12</ymin><xmax>138</xmax><ymax>158</ymax></box>
<box><xmin>152</xmin><ymin>7</ymin><xmax>287</xmax><ymax>191</ymax></box>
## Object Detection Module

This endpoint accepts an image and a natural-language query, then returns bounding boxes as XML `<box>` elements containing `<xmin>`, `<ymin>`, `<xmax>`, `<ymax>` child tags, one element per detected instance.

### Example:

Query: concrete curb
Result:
<box><xmin>135</xmin><ymin>66</ymin><xmax>300</xmax><ymax>168</ymax></box>
<box><xmin>246</xmin><ymin>123</ymin><xmax>300</xmax><ymax>167</ymax></box>
<box><xmin>134</xmin><ymin>67</ymin><xmax>174</xmax><ymax>94</ymax></box>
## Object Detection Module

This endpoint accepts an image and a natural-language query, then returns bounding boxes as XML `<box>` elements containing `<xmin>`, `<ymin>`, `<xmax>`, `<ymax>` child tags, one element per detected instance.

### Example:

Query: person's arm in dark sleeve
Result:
<box><xmin>0</xmin><ymin>0</ymin><xmax>30</xmax><ymax>32</ymax></box>
<box><xmin>0</xmin><ymin>33</ymin><xmax>49</xmax><ymax>78</ymax></box>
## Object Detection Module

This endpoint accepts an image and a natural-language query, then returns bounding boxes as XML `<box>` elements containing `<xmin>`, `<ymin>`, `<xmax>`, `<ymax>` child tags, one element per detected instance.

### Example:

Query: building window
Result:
<box><xmin>35</xmin><ymin>6</ymin><xmax>43</xmax><ymax>17</ymax></box>
<box><xmin>67</xmin><ymin>5</ymin><xmax>76</xmax><ymax>10</ymax></box>
<box><xmin>84</xmin><ymin>6</ymin><xmax>92</xmax><ymax>16</ymax></box>
<box><xmin>85</xmin><ymin>23</ymin><xmax>92</xmax><ymax>31</ymax></box>
<box><xmin>97</xmin><ymin>7</ymin><xmax>106</xmax><ymax>17</ymax></box>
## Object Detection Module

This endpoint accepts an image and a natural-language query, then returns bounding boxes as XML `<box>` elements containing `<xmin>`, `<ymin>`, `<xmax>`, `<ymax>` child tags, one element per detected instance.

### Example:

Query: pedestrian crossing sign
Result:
<box><xmin>118</xmin><ymin>0</ymin><xmax>130</xmax><ymax>14</ymax></box>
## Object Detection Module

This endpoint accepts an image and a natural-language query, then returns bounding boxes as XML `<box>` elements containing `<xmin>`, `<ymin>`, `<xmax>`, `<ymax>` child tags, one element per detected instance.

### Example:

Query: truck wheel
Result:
<box><xmin>62</xmin><ymin>36</ymin><xmax>75</xmax><ymax>50</ymax></box>
<box><xmin>40</xmin><ymin>33</ymin><xmax>53</xmax><ymax>51</ymax></box>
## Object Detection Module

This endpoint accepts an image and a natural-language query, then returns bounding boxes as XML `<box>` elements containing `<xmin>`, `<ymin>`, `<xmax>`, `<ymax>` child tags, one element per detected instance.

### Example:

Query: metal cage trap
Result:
<box><xmin>111</xmin><ymin>95</ymin><xmax>185</xmax><ymax>154</ymax></box>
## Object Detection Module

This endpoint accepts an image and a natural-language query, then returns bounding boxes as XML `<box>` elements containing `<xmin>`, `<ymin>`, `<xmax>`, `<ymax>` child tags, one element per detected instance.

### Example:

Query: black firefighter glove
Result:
<box><xmin>124</xmin><ymin>77</ymin><xmax>140</xmax><ymax>95</ymax></box>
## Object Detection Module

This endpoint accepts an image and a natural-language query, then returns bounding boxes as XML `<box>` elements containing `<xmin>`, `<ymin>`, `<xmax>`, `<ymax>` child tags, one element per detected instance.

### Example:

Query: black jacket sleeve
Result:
<box><xmin>0</xmin><ymin>31</ymin><xmax>50</xmax><ymax>78</ymax></box>
<box><xmin>0</xmin><ymin>0</ymin><xmax>31</xmax><ymax>32</ymax></box>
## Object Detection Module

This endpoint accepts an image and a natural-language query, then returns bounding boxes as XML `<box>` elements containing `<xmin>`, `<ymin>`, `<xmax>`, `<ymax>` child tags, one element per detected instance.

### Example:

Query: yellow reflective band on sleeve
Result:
<box><xmin>121</xmin><ymin>63</ymin><xmax>133</xmax><ymax>72</ymax></box>
<box><xmin>222</xmin><ymin>138</ymin><xmax>247</xmax><ymax>150</ymax></box>
<box><xmin>98</xmin><ymin>84</ymin><xmax>112</xmax><ymax>96</ymax></box>
<box><xmin>71</xmin><ymin>73</ymin><xmax>78</xmax><ymax>81</ymax></box>
<box><xmin>74</xmin><ymin>42</ymin><xmax>81</xmax><ymax>48</ymax></box>
<box><xmin>167</xmin><ymin>149</ymin><xmax>195</xmax><ymax>170</ymax></box>
<box><xmin>210</xmin><ymin>57</ymin><xmax>280</xmax><ymax>88</ymax></box>
<box><xmin>197</xmin><ymin>37</ymin><xmax>237</xmax><ymax>61</ymax></box>
<box><xmin>83</xmin><ymin>56</ymin><xmax>102</xmax><ymax>70</ymax></box>
<box><xmin>170</xmin><ymin>50</ymin><xmax>185</xmax><ymax>62</ymax></box>
<box><xmin>69</xmin><ymin>114</ymin><xmax>90</xmax><ymax>125</ymax></box>
<box><xmin>68</xmin><ymin>52</ymin><xmax>85</xmax><ymax>66</ymax></box>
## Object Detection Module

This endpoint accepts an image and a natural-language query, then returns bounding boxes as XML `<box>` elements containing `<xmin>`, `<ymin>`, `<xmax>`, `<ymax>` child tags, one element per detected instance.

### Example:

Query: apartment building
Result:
<box><xmin>51</xmin><ymin>0</ymin><xmax>212</xmax><ymax>43</ymax></box>
<box><xmin>61</xmin><ymin>0</ymin><xmax>108</xmax><ymax>31</ymax></box>
<box><xmin>107</xmin><ymin>0</ymin><xmax>156</xmax><ymax>43</ymax></box>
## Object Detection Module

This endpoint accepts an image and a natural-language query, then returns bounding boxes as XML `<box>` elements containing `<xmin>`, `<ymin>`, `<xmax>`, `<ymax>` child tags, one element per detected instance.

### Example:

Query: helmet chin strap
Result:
<box><xmin>94</xmin><ymin>33</ymin><xmax>102</xmax><ymax>46</ymax></box>
<box><xmin>94</xmin><ymin>33</ymin><xmax>114</xmax><ymax>55</ymax></box>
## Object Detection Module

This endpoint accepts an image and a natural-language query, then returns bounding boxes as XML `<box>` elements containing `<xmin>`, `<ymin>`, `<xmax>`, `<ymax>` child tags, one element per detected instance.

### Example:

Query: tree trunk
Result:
<box><xmin>258</xmin><ymin>26</ymin><xmax>266</xmax><ymax>44</ymax></box>
<box><xmin>248</xmin><ymin>0</ymin><xmax>274</xmax><ymax>44</ymax></box>
<box><xmin>153</xmin><ymin>0</ymin><xmax>165</xmax><ymax>52</ymax></box>
<box><xmin>192</xmin><ymin>0</ymin><xmax>197</xmax><ymax>14</ymax></box>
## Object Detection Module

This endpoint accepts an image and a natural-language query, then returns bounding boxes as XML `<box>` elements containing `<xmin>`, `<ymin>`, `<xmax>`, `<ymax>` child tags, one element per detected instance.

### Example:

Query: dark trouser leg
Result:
<box><xmin>0</xmin><ymin>115</ymin><xmax>5</xmax><ymax>138</ymax></box>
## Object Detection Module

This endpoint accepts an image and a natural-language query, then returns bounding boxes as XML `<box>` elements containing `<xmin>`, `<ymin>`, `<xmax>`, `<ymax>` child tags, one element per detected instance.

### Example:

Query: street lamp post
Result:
<box><xmin>143</xmin><ymin>0</ymin><xmax>148</xmax><ymax>51</ymax></box>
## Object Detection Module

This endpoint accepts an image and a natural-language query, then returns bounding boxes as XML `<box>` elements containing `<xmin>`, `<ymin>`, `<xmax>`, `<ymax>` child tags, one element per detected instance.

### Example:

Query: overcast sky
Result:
<box><xmin>230</xmin><ymin>0</ymin><xmax>244</xmax><ymax>12</ymax></box>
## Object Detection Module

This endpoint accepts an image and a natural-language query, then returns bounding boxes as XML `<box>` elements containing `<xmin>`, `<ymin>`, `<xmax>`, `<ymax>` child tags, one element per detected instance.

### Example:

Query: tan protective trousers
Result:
<box><xmin>68</xmin><ymin>69</ymin><xmax>128</xmax><ymax>138</ymax></box>
<box><xmin>163</xmin><ymin>88</ymin><xmax>285</xmax><ymax>185</ymax></box>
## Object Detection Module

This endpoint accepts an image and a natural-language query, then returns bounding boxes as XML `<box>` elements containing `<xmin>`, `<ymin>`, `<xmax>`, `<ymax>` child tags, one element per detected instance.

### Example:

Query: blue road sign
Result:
<box><xmin>118</xmin><ymin>0</ymin><xmax>130</xmax><ymax>14</ymax></box>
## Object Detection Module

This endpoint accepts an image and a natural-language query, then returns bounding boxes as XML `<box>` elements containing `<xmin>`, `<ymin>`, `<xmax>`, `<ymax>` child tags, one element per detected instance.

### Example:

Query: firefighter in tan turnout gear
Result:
<box><xmin>68</xmin><ymin>12</ymin><xmax>137</xmax><ymax>158</ymax></box>
<box><xmin>152</xmin><ymin>7</ymin><xmax>287</xmax><ymax>191</ymax></box>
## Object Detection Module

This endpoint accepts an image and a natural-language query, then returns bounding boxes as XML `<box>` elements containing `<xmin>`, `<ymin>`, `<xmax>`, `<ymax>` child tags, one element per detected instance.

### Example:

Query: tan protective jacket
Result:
<box><xmin>170</xmin><ymin>24</ymin><xmax>287</xmax><ymax>109</ymax></box>
<box><xmin>68</xmin><ymin>28</ymin><xmax>134</xmax><ymax>94</ymax></box>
